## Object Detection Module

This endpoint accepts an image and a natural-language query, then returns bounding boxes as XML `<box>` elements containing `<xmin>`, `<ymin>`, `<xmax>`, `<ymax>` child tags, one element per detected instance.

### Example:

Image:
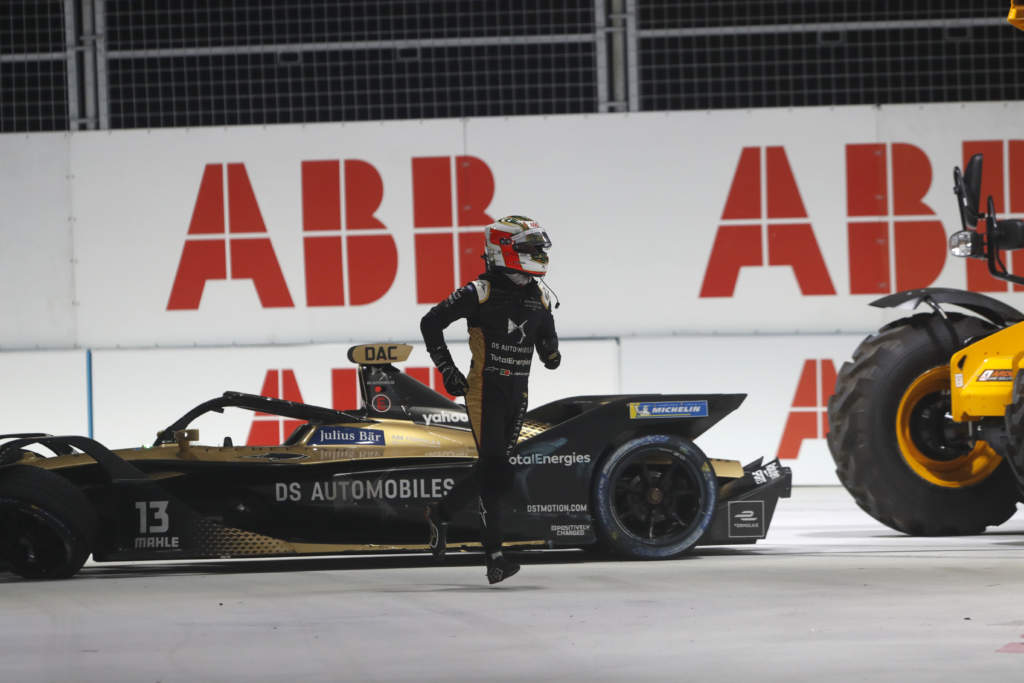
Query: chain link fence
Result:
<box><xmin>0</xmin><ymin>1</ymin><xmax>74</xmax><ymax>131</ymax></box>
<box><xmin>2</xmin><ymin>1</ymin><xmax>1021</xmax><ymax>133</ymax></box>
<box><xmin>636</xmin><ymin>1</ymin><xmax>1020</xmax><ymax>110</ymax></box>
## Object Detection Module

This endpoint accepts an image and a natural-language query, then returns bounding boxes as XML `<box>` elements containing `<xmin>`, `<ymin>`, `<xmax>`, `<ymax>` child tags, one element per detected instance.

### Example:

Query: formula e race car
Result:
<box><xmin>0</xmin><ymin>344</ymin><xmax>790</xmax><ymax>579</ymax></box>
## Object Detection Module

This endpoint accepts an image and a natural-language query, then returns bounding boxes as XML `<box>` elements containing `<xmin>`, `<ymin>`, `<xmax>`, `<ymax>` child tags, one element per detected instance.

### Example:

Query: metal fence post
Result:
<box><xmin>94</xmin><ymin>0</ymin><xmax>109</xmax><ymax>129</ymax></box>
<box><xmin>63</xmin><ymin>0</ymin><xmax>81</xmax><ymax>129</ymax></box>
<box><xmin>81</xmin><ymin>0</ymin><xmax>98</xmax><ymax>129</ymax></box>
<box><xmin>624</xmin><ymin>0</ymin><xmax>638</xmax><ymax>112</ymax></box>
<box><xmin>594</xmin><ymin>0</ymin><xmax>610</xmax><ymax>113</ymax></box>
<box><xmin>609</xmin><ymin>0</ymin><xmax>626</xmax><ymax>112</ymax></box>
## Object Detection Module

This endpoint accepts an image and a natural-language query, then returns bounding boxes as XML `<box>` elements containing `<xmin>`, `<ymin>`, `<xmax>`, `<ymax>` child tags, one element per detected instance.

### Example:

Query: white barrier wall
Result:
<box><xmin>3</xmin><ymin>103</ymin><xmax>1024</xmax><ymax>349</ymax></box>
<box><xmin>0</xmin><ymin>133</ymin><xmax>76</xmax><ymax>349</ymax></box>
<box><xmin>0</xmin><ymin>350</ymin><xmax>89</xmax><ymax>437</ymax></box>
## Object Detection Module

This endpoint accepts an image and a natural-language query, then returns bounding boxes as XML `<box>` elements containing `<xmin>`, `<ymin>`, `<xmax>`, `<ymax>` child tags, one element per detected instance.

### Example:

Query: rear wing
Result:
<box><xmin>347</xmin><ymin>344</ymin><xmax>413</xmax><ymax>365</ymax></box>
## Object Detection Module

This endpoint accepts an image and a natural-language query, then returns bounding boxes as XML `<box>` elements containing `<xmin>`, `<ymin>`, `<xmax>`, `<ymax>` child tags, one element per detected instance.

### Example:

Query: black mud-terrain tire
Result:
<box><xmin>0</xmin><ymin>466</ymin><xmax>97</xmax><ymax>579</ymax></box>
<box><xmin>827</xmin><ymin>313</ymin><xmax>1019</xmax><ymax>535</ymax></box>
<box><xmin>592</xmin><ymin>434</ymin><xmax>717</xmax><ymax>559</ymax></box>
<box><xmin>1003</xmin><ymin>372</ymin><xmax>1024</xmax><ymax>483</ymax></box>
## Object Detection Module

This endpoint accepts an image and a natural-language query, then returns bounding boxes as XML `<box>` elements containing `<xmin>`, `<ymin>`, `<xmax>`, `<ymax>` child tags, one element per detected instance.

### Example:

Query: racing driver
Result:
<box><xmin>422</xmin><ymin>215</ymin><xmax>561</xmax><ymax>584</ymax></box>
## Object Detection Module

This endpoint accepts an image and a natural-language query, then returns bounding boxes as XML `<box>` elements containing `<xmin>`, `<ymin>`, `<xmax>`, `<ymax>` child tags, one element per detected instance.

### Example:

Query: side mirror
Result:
<box><xmin>954</xmin><ymin>153</ymin><xmax>983</xmax><ymax>228</ymax></box>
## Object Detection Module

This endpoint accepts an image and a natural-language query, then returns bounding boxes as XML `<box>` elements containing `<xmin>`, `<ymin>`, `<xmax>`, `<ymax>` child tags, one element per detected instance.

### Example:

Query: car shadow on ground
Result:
<box><xmin>0</xmin><ymin>545</ymin><xmax>757</xmax><ymax>583</ymax></box>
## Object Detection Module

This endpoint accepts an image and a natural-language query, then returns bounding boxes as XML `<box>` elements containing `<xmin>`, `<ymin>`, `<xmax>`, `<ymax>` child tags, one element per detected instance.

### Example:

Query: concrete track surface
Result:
<box><xmin>3</xmin><ymin>487</ymin><xmax>1024</xmax><ymax>682</ymax></box>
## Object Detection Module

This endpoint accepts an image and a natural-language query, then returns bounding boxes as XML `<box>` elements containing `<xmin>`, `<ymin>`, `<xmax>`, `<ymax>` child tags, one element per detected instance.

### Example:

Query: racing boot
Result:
<box><xmin>485</xmin><ymin>551</ymin><xmax>520</xmax><ymax>585</ymax></box>
<box><xmin>425</xmin><ymin>503</ymin><xmax>448</xmax><ymax>561</ymax></box>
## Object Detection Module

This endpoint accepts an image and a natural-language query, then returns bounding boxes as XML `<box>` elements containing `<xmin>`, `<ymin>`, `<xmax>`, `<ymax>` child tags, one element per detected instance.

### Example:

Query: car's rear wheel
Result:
<box><xmin>0</xmin><ymin>466</ymin><xmax>96</xmax><ymax>579</ymax></box>
<box><xmin>592</xmin><ymin>435</ymin><xmax>717</xmax><ymax>559</ymax></box>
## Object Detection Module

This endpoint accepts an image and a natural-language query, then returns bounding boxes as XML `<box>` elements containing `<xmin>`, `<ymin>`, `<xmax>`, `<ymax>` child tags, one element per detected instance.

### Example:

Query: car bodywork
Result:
<box><xmin>0</xmin><ymin>344</ymin><xmax>790</xmax><ymax>576</ymax></box>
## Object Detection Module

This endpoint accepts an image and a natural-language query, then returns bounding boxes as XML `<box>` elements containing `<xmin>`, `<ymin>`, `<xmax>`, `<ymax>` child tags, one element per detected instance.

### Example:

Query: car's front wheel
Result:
<box><xmin>0</xmin><ymin>466</ymin><xmax>96</xmax><ymax>579</ymax></box>
<box><xmin>591</xmin><ymin>434</ymin><xmax>717</xmax><ymax>559</ymax></box>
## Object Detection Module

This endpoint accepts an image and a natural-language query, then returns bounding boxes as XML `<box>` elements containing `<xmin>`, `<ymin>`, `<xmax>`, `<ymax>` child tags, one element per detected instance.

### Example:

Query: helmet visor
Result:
<box><xmin>511</xmin><ymin>228</ymin><xmax>551</xmax><ymax>255</ymax></box>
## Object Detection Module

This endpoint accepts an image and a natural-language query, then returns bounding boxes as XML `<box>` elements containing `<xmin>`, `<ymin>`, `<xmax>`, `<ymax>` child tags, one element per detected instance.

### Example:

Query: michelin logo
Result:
<box><xmin>628</xmin><ymin>401</ymin><xmax>708</xmax><ymax>419</ymax></box>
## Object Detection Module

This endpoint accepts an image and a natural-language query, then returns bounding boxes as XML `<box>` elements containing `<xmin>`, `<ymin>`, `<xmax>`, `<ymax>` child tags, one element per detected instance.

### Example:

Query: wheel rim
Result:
<box><xmin>895</xmin><ymin>366</ymin><xmax>1002</xmax><ymax>487</ymax></box>
<box><xmin>0</xmin><ymin>503</ymin><xmax>73</xmax><ymax>576</ymax></box>
<box><xmin>609</xmin><ymin>446</ymin><xmax>706</xmax><ymax>545</ymax></box>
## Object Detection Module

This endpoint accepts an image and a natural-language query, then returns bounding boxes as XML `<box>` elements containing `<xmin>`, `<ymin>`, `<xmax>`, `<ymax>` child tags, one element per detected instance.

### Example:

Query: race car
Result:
<box><xmin>0</xmin><ymin>343</ymin><xmax>790</xmax><ymax>580</ymax></box>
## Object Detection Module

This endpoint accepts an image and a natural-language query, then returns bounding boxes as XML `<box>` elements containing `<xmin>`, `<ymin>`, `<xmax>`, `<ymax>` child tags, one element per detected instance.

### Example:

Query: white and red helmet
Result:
<box><xmin>484</xmin><ymin>215</ymin><xmax>552</xmax><ymax>276</ymax></box>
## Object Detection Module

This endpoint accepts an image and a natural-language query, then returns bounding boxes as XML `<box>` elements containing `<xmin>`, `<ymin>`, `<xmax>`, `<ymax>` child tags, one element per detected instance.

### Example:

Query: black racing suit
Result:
<box><xmin>420</xmin><ymin>270</ymin><xmax>559</xmax><ymax>553</ymax></box>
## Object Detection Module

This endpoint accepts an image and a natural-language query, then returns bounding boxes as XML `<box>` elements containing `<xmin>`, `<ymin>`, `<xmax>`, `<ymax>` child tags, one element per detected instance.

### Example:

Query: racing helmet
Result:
<box><xmin>483</xmin><ymin>215</ymin><xmax>552</xmax><ymax>276</ymax></box>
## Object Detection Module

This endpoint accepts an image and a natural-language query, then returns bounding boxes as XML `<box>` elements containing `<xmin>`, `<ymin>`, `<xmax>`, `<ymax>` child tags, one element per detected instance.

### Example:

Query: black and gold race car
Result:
<box><xmin>0</xmin><ymin>344</ymin><xmax>790</xmax><ymax>579</ymax></box>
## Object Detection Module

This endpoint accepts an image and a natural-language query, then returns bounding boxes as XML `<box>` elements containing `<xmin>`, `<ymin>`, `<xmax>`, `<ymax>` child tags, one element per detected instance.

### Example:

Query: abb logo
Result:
<box><xmin>962</xmin><ymin>141</ymin><xmax>1024</xmax><ymax>292</ymax></box>
<box><xmin>846</xmin><ymin>143</ymin><xmax>946</xmax><ymax>294</ymax></box>
<box><xmin>247</xmin><ymin>369</ymin><xmax>305</xmax><ymax>446</ymax></box>
<box><xmin>168</xmin><ymin>164</ymin><xmax>295</xmax><ymax>310</ymax></box>
<box><xmin>301</xmin><ymin>160</ymin><xmax>396</xmax><ymax>306</ymax></box>
<box><xmin>701</xmin><ymin>146</ymin><xmax>835</xmax><ymax>297</ymax></box>
<box><xmin>702</xmin><ymin>141</ymin><xmax>1024</xmax><ymax>296</ymax></box>
<box><xmin>776</xmin><ymin>359</ymin><xmax>836</xmax><ymax>460</ymax></box>
<box><xmin>412</xmin><ymin>156</ymin><xmax>494</xmax><ymax>303</ymax></box>
<box><xmin>246</xmin><ymin>366</ymin><xmax>455</xmax><ymax>446</ymax></box>
<box><xmin>168</xmin><ymin>156</ymin><xmax>494</xmax><ymax>310</ymax></box>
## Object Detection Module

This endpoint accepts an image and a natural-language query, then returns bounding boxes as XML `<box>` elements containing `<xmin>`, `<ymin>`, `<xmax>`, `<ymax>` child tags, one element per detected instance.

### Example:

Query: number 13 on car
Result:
<box><xmin>135</xmin><ymin>500</ymin><xmax>170</xmax><ymax>534</ymax></box>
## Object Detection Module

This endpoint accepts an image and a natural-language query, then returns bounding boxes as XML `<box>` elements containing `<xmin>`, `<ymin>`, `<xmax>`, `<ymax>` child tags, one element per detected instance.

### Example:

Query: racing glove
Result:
<box><xmin>542</xmin><ymin>349</ymin><xmax>561</xmax><ymax>370</ymax></box>
<box><xmin>428</xmin><ymin>346</ymin><xmax>469</xmax><ymax>396</ymax></box>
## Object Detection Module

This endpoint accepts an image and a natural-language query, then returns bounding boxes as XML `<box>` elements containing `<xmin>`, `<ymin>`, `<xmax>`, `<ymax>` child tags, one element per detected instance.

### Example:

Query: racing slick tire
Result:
<box><xmin>592</xmin><ymin>434</ymin><xmax>717</xmax><ymax>559</ymax></box>
<box><xmin>0</xmin><ymin>465</ymin><xmax>97</xmax><ymax>579</ymax></box>
<box><xmin>827</xmin><ymin>313</ymin><xmax>1018</xmax><ymax>536</ymax></box>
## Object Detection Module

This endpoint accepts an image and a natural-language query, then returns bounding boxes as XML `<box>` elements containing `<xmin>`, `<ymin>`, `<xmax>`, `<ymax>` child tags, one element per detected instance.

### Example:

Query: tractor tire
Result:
<box><xmin>827</xmin><ymin>313</ymin><xmax>1019</xmax><ymax>535</ymax></box>
<box><xmin>592</xmin><ymin>434</ymin><xmax>717</xmax><ymax>559</ymax></box>
<box><xmin>1003</xmin><ymin>372</ymin><xmax>1024</xmax><ymax>486</ymax></box>
<box><xmin>0</xmin><ymin>465</ymin><xmax>97</xmax><ymax>579</ymax></box>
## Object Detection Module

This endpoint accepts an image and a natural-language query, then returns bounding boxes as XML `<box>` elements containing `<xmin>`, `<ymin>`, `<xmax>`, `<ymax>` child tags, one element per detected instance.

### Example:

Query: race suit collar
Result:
<box><xmin>481</xmin><ymin>270</ymin><xmax>533</xmax><ymax>288</ymax></box>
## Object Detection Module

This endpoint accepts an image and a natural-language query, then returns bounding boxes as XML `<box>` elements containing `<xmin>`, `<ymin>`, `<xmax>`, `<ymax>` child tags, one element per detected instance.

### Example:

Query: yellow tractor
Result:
<box><xmin>828</xmin><ymin>154</ymin><xmax>1024</xmax><ymax>534</ymax></box>
<box><xmin>1011</xmin><ymin>1</ymin><xmax>1024</xmax><ymax>30</ymax></box>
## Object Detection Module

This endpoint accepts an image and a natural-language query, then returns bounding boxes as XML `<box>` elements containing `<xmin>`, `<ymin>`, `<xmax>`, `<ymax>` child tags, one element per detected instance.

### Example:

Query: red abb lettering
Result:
<box><xmin>846</xmin><ymin>143</ymin><xmax>946</xmax><ymax>294</ymax></box>
<box><xmin>776</xmin><ymin>359</ymin><xmax>836</xmax><ymax>460</ymax></box>
<box><xmin>412</xmin><ymin>156</ymin><xmax>494</xmax><ymax>304</ymax></box>
<box><xmin>700</xmin><ymin>147</ymin><xmax>835</xmax><ymax>297</ymax></box>
<box><xmin>302</xmin><ymin>160</ymin><xmax>398</xmax><ymax>306</ymax></box>
<box><xmin>246</xmin><ymin>369</ymin><xmax>306</xmax><ymax>446</ymax></box>
<box><xmin>168</xmin><ymin>164</ymin><xmax>294</xmax><ymax>310</ymax></box>
<box><xmin>963</xmin><ymin>140</ymin><xmax>1024</xmax><ymax>292</ymax></box>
